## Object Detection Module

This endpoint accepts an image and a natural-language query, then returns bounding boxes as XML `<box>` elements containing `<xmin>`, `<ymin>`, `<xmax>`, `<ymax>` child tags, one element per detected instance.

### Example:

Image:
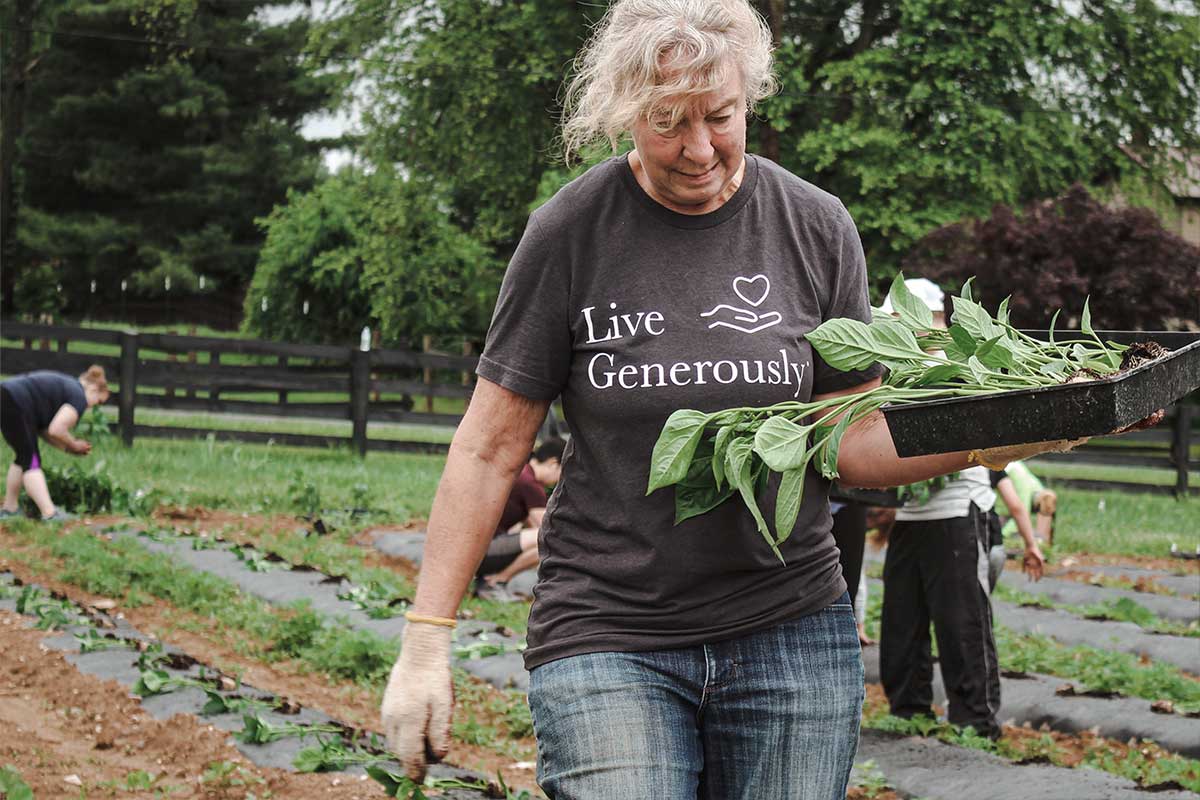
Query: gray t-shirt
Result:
<box><xmin>477</xmin><ymin>154</ymin><xmax>881</xmax><ymax>669</ymax></box>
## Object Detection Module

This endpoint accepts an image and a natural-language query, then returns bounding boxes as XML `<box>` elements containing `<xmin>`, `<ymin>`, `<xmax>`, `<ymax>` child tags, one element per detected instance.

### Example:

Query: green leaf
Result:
<box><xmin>817</xmin><ymin>412</ymin><xmax>854</xmax><ymax>480</ymax></box>
<box><xmin>0</xmin><ymin>766</ymin><xmax>33</xmax><ymax>800</ymax></box>
<box><xmin>806</xmin><ymin>318</ymin><xmax>879</xmax><ymax>371</ymax></box>
<box><xmin>1081</xmin><ymin>297</ymin><xmax>1094</xmax><ymax>338</ymax></box>
<box><xmin>675</xmin><ymin>482</ymin><xmax>737</xmax><ymax>525</ymax></box>
<box><xmin>753</xmin><ymin>416</ymin><xmax>811</xmax><ymax>472</ymax></box>
<box><xmin>133</xmin><ymin>669</ymin><xmax>171</xmax><ymax>696</ymax></box>
<box><xmin>725</xmin><ymin>439</ymin><xmax>778</xmax><ymax>560</ymax></box>
<box><xmin>996</xmin><ymin>296</ymin><xmax>1011</xmax><ymax>326</ymax></box>
<box><xmin>887</xmin><ymin>271</ymin><xmax>934</xmax><ymax>330</ymax></box>
<box><xmin>775</xmin><ymin>468</ymin><xmax>806</xmax><ymax>545</ymax></box>
<box><xmin>950</xmin><ymin>295</ymin><xmax>1001</xmax><ymax>342</ymax></box>
<box><xmin>960</xmin><ymin>277</ymin><xmax>975</xmax><ymax>302</ymax></box>
<box><xmin>947</xmin><ymin>324</ymin><xmax>977</xmax><ymax>359</ymax></box>
<box><xmin>869</xmin><ymin>320</ymin><xmax>927</xmax><ymax>365</ymax></box>
<box><xmin>917</xmin><ymin>363</ymin><xmax>967</xmax><ymax>385</ymax></box>
<box><xmin>647</xmin><ymin>410</ymin><xmax>709</xmax><ymax>494</ymax></box>
<box><xmin>711</xmin><ymin>424</ymin><xmax>735</xmax><ymax>489</ymax></box>
<box><xmin>1038</xmin><ymin>359</ymin><xmax>1069</xmax><ymax>377</ymax></box>
<box><xmin>967</xmin><ymin>356</ymin><xmax>992</xmax><ymax>385</ymax></box>
<box><xmin>975</xmin><ymin>335</ymin><xmax>1016</xmax><ymax>371</ymax></box>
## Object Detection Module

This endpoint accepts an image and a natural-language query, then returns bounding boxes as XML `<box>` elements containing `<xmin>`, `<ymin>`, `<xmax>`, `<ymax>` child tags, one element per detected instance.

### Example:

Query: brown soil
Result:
<box><xmin>1048</xmin><ymin>568</ymin><xmax>1197</xmax><ymax>598</ymax></box>
<box><xmin>1055</xmin><ymin>553</ymin><xmax>1200</xmax><ymax>576</ymax></box>
<box><xmin>0</xmin><ymin>527</ymin><xmax>541</xmax><ymax>795</ymax></box>
<box><xmin>0</xmin><ymin>608</ymin><xmax>387</xmax><ymax>799</ymax></box>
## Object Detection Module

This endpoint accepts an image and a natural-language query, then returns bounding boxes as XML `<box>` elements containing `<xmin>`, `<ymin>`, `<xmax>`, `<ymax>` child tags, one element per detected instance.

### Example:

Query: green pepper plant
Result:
<box><xmin>647</xmin><ymin>274</ymin><xmax>1132</xmax><ymax>561</ymax></box>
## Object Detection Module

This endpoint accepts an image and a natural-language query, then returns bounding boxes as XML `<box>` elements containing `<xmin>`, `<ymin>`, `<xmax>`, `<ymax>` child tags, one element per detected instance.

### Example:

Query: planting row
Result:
<box><xmin>0</xmin><ymin>573</ymin><xmax>524</xmax><ymax>799</ymax></box>
<box><xmin>23</xmin><ymin>518</ymin><xmax>1200</xmax><ymax>796</ymax></box>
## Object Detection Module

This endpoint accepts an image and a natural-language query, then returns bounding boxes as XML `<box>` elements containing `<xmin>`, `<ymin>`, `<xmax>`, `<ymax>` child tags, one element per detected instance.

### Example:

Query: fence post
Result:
<box><xmin>422</xmin><ymin>334</ymin><xmax>434</xmax><ymax>413</ymax></box>
<box><xmin>210</xmin><ymin>351</ymin><xmax>221</xmax><ymax>405</ymax></box>
<box><xmin>350</xmin><ymin>347</ymin><xmax>370</xmax><ymax>458</ymax></box>
<box><xmin>1172</xmin><ymin>404</ymin><xmax>1193</xmax><ymax>497</ymax></box>
<box><xmin>277</xmin><ymin>355</ymin><xmax>288</xmax><ymax>405</ymax></box>
<box><xmin>118</xmin><ymin>331</ymin><xmax>138</xmax><ymax>447</ymax></box>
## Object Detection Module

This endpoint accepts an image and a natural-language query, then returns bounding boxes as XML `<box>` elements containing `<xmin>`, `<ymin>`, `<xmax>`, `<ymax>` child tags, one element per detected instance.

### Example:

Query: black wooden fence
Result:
<box><xmin>1</xmin><ymin>321</ymin><xmax>480</xmax><ymax>456</ymax></box>
<box><xmin>1</xmin><ymin>322</ymin><xmax>1196</xmax><ymax>491</ymax></box>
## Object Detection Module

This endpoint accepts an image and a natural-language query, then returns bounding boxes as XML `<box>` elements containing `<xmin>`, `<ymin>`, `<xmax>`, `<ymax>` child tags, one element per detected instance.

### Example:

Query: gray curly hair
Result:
<box><xmin>561</xmin><ymin>0</ymin><xmax>777</xmax><ymax>160</ymax></box>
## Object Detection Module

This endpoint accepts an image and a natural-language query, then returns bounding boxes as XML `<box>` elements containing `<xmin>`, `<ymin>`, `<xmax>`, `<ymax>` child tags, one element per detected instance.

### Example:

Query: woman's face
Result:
<box><xmin>630</xmin><ymin>70</ymin><xmax>746</xmax><ymax>215</ymax></box>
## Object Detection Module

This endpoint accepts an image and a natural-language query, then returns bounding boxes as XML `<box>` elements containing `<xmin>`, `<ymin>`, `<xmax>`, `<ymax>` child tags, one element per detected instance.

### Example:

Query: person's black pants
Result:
<box><xmin>831</xmin><ymin>502</ymin><xmax>866</xmax><ymax>608</ymax></box>
<box><xmin>879</xmin><ymin>507</ymin><xmax>1001</xmax><ymax>737</ymax></box>
<box><xmin>0</xmin><ymin>387</ymin><xmax>39</xmax><ymax>470</ymax></box>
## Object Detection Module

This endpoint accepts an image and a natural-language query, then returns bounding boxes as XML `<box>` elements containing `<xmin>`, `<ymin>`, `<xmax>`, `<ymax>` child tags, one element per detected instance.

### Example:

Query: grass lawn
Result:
<box><xmin>1049</xmin><ymin>486</ymin><xmax>1198</xmax><ymax>557</ymax></box>
<box><xmin>12</xmin><ymin>431</ymin><xmax>447</xmax><ymax>522</ymax></box>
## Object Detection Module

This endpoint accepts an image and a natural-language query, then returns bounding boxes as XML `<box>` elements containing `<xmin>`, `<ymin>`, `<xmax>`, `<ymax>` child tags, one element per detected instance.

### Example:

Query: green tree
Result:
<box><xmin>755</xmin><ymin>0</ymin><xmax>1200</xmax><ymax>282</ymax></box>
<box><xmin>243</xmin><ymin>168</ymin><xmax>499</xmax><ymax>344</ymax></box>
<box><xmin>10</xmin><ymin>0</ymin><xmax>340</xmax><ymax>317</ymax></box>
<box><xmin>314</xmin><ymin>0</ymin><xmax>593</xmax><ymax>255</ymax></box>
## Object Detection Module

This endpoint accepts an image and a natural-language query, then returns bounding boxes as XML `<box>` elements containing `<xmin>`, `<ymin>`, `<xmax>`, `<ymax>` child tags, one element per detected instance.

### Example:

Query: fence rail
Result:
<box><xmin>2</xmin><ymin>322</ymin><xmax>1196</xmax><ymax>491</ymax></box>
<box><xmin>2</xmin><ymin>321</ymin><xmax>480</xmax><ymax>455</ymax></box>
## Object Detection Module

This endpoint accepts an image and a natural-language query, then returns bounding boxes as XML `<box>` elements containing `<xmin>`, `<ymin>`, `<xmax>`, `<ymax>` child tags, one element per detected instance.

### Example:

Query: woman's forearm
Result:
<box><xmin>411</xmin><ymin>378</ymin><xmax>549</xmax><ymax>618</ymax></box>
<box><xmin>836</xmin><ymin>410</ymin><xmax>973</xmax><ymax>489</ymax></box>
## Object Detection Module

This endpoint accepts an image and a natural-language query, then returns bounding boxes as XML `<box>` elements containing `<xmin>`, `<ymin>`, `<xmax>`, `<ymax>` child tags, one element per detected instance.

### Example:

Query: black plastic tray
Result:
<box><xmin>882</xmin><ymin>337</ymin><xmax>1200</xmax><ymax>458</ymax></box>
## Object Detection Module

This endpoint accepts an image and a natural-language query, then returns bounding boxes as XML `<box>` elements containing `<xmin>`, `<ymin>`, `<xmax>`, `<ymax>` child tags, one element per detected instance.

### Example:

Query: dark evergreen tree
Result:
<box><xmin>9</xmin><ymin>0</ymin><xmax>340</xmax><ymax>319</ymax></box>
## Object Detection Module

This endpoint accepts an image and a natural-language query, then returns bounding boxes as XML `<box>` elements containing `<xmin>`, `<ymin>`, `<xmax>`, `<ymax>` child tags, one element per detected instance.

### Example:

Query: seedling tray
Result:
<box><xmin>882</xmin><ymin>337</ymin><xmax>1200</xmax><ymax>458</ymax></box>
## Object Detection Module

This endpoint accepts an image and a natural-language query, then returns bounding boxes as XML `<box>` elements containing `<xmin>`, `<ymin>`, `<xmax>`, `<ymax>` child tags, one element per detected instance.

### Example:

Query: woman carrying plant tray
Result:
<box><xmin>380</xmin><ymin>2</ymin><xmax>1095</xmax><ymax>797</ymax></box>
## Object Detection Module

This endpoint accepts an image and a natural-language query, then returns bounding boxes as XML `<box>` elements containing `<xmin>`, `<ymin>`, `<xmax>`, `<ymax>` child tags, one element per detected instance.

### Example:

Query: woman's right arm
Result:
<box><xmin>382</xmin><ymin>376</ymin><xmax>550</xmax><ymax>779</ymax></box>
<box><xmin>411</xmin><ymin>377</ymin><xmax>551</xmax><ymax>615</ymax></box>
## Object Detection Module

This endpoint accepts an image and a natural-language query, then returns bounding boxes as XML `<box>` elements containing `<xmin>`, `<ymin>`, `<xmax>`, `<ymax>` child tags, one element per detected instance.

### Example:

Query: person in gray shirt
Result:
<box><xmin>379</xmin><ymin>1</ymin><xmax>1079</xmax><ymax>796</ymax></box>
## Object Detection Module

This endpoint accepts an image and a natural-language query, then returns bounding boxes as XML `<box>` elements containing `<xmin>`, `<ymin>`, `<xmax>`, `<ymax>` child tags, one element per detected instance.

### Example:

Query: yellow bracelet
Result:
<box><xmin>404</xmin><ymin>611</ymin><xmax>458</xmax><ymax>629</ymax></box>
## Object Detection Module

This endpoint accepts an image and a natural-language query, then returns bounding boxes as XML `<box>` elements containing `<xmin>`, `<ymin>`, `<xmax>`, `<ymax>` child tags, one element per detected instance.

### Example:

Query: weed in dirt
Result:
<box><xmin>304</xmin><ymin>628</ymin><xmax>398</xmax><ymax>685</ymax></box>
<box><xmin>292</xmin><ymin>737</ymin><xmax>389</xmax><ymax>772</ymax></box>
<box><xmin>287</xmin><ymin>471</ymin><xmax>322</xmax><ymax>517</ymax></box>
<box><xmin>123</xmin><ymin>770</ymin><xmax>157</xmax><ymax>791</ymax></box>
<box><xmin>337</xmin><ymin>581</ymin><xmax>409</xmax><ymax>619</ymax></box>
<box><xmin>0</xmin><ymin>765</ymin><xmax>33</xmax><ymax>800</ymax></box>
<box><xmin>200</xmin><ymin>760</ymin><xmax>267</xmax><ymax>791</ymax></box>
<box><xmin>851</xmin><ymin>760</ymin><xmax>891</xmax><ymax>799</ymax></box>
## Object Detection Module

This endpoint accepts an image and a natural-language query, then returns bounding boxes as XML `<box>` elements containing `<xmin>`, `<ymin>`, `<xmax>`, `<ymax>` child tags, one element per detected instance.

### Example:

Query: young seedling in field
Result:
<box><xmin>132</xmin><ymin>667</ymin><xmax>209</xmax><ymax>697</ymax></box>
<box><xmin>15</xmin><ymin>585</ymin><xmax>81</xmax><ymax>630</ymax></box>
<box><xmin>236</xmin><ymin>713</ymin><xmax>345</xmax><ymax>744</ymax></box>
<box><xmin>231</xmin><ymin>544</ymin><xmax>289</xmax><ymax>573</ymax></box>
<box><xmin>365</xmin><ymin>767</ymin><xmax>536</xmax><ymax>800</ymax></box>
<box><xmin>453</xmin><ymin>632</ymin><xmax>525</xmax><ymax>660</ymax></box>
<box><xmin>337</xmin><ymin>581</ymin><xmax>409</xmax><ymax>619</ymax></box>
<box><xmin>292</xmin><ymin>736</ymin><xmax>391</xmax><ymax>772</ymax></box>
<box><xmin>74</xmin><ymin>628</ymin><xmax>138</xmax><ymax>653</ymax></box>
<box><xmin>201</xmin><ymin>689</ymin><xmax>276</xmax><ymax>716</ymax></box>
<box><xmin>0</xmin><ymin>765</ymin><xmax>33</xmax><ymax>800</ymax></box>
<box><xmin>647</xmin><ymin>275</ymin><xmax>1136</xmax><ymax>560</ymax></box>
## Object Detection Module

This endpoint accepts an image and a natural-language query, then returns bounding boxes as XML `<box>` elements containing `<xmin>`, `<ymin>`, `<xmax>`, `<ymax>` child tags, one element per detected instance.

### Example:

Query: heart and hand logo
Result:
<box><xmin>701</xmin><ymin>274</ymin><xmax>783</xmax><ymax>333</ymax></box>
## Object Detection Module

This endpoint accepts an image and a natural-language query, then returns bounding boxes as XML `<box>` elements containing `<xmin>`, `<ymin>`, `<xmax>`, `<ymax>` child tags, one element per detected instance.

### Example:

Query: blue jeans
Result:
<box><xmin>528</xmin><ymin>593</ymin><xmax>863</xmax><ymax>799</ymax></box>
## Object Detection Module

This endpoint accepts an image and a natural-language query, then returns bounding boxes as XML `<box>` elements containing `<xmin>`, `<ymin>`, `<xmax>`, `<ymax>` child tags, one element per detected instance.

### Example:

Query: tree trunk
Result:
<box><xmin>1</xmin><ymin>0</ymin><xmax>37</xmax><ymax>314</ymax></box>
<box><xmin>757</xmin><ymin>0</ymin><xmax>785</xmax><ymax>162</ymax></box>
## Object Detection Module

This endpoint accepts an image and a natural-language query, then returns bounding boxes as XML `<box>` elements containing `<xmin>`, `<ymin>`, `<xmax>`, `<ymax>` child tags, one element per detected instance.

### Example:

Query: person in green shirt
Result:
<box><xmin>994</xmin><ymin>461</ymin><xmax>1057</xmax><ymax>546</ymax></box>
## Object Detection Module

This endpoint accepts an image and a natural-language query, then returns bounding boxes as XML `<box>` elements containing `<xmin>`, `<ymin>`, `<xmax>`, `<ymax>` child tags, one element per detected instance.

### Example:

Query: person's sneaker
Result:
<box><xmin>475</xmin><ymin>580</ymin><xmax>519</xmax><ymax>603</ymax></box>
<box><xmin>0</xmin><ymin>508</ymin><xmax>21</xmax><ymax>519</ymax></box>
<box><xmin>40</xmin><ymin>509</ymin><xmax>75</xmax><ymax>523</ymax></box>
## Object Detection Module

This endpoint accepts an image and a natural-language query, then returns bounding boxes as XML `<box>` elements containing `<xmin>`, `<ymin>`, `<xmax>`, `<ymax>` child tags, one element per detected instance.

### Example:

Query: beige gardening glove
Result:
<box><xmin>969</xmin><ymin>438</ymin><xmax>1088</xmax><ymax>471</ymax></box>
<box><xmin>381</xmin><ymin>620</ymin><xmax>454</xmax><ymax>780</ymax></box>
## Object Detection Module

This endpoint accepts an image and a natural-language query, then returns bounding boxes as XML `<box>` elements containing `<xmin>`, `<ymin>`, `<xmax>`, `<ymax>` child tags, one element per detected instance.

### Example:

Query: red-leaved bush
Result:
<box><xmin>904</xmin><ymin>184</ymin><xmax>1200</xmax><ymax>331</ymax></box>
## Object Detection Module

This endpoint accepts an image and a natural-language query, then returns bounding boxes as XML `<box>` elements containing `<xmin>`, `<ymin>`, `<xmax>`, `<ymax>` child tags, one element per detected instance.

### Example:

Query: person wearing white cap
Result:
<box><xmin>877</xmin><ymin>277</ymin><xmax>1043</xmax><ymax>741</ymax></box>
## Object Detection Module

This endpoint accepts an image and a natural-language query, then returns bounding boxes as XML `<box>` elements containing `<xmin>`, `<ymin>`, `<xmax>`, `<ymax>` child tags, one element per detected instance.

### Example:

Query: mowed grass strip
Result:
<box><xmin>18</xmin><ymin>434</ymin><xmax>446</xmax><ymax>523</ymax></box>
<box><xmin>1046</xmin><ymin>487</ymin><xmax>1199</xmax><ymax>557</ymax></box>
